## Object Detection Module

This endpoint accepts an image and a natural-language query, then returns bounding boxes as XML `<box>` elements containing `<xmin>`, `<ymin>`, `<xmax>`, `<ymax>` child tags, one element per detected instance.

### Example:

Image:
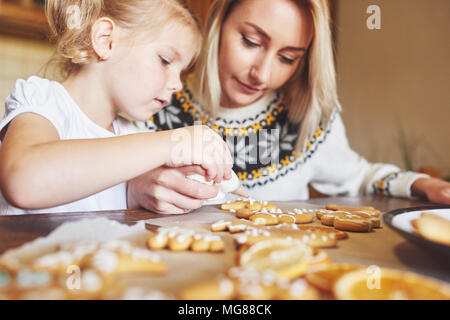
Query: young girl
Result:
<box><xmin>128</xmin><ymin>0</ymin><xmax>450</xmax><ymax>213</ymax></box>
<box><xmin>0</xmin><ymin>0</ymin><xmax>233</xmax><ymax>215</ymax></box>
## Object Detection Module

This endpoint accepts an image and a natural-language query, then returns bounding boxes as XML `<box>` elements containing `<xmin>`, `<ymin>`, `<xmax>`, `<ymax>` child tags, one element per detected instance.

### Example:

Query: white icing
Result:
<box><xmin>131</xmin><ymin>248</ymin><xmax>161</xmax><ymax>262</ymax></box>
<box><xmin>175</xmin><ymin>234</ymin><xmax>191</xmax><ymax>242</ymax></box>
<box><xmin>239</xmin><ymin>283</ymin><xmax>263</xmax><ymax>297</ymax></box>
<box><xmin>261</xmin><ymin>270</ymin><xmax>277</xmax><ymax>286</ymax></box>
<box><xmin>122</xmin><ymin>287</ymin><xmax>169</xmax><ymax>300</ymax></box>
<box><xmin>155</xmin><ymin>232</ymin><xmax>167</xmax><ymax>243</ymax></box>
<box><xmin>81</xmin><ymin>270</ymin><xmax>103</xmax><ymax>292</ymax></box>
<box><xmin>101</xmin><ymin>240</ymin><xmax>133</xmax><ymax>254</ymax></box>
<box><xmin>167</xmin><ymin>231</ymin><xmax>178</xmax><ymax>238</ymax></box>
<box><xmin>289</xmin><ymin>279</ymin><xmax>307</xmax><ymax>297</ymax></box>
<box><xmin>71</xmin><ymin>243</ymin><xmax>98</xmax><ymax>260</ymax></box>
<box><xmin>229</xmin><ymin>225</ymin><xmax>247</xmax><ymax>232</ymax></box>
<box><xmin>35</xmin><ymin>251</ymin><xmax>74</xmax><ymax>268</ymax></box>
<box><xmin>92</xmin><ymin>250</ymin><xmax>118</xmax><ymax>273</ymax></box>
<box><xmin>254</xmin><ymin>218</ymin><xmax>266</xmax><ymax>225</ymax></box>
<box><xmin>204</xmin><ymin>235</ymin><xmax>221</xmax><ymax>242</ymax></box>
<box><xmin>212</xmin><ymin>220</ymin><xmax>231</xmax><ymax>228</ymax></box>
<box><xmin>194</xmin><ymin>234</ymin><xmax>203</xmax><ymax>241</ymax></box>
<box><xmin>219</xmin><ymin>279</ymin><xmax>234</xmax><ymax>295</ymax></box>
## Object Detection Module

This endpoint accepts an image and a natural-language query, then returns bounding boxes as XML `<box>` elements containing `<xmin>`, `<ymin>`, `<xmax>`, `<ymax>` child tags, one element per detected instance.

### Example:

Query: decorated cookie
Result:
<box><xmin>234</xmin><ymin>227</ymin><xmax>338</xmax><ymax>249</ymax></box>
<box><xmin>325</xmin><ymin>204</ymin><xmax>381</xmax><ymax>217</ymax></box>
<box><xmin>179</xmin><ymin>268</ymin><xmax>321</xmax><ymax>300</ymax></box>
<box><xmin>221</xmin><ymin>199</ymin><xmax>279</xmax><ymax>212</ymax></box>
<box><xmin>147</xmin><ymin>228</ymin><xmax>225</xmax><ymax>253</ymax></box>
<box><xmin>319</xmin><ymin>211</ymin><xmax>376</xmax><ymax>232</ymax></box>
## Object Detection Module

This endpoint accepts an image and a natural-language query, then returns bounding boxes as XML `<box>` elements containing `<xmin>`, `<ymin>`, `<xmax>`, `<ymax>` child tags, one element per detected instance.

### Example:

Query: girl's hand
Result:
<box><xmin>167</xmin><ymin>125</ymin><xmax>233</xmax><ymax>184</ymax></box>
<box><xmin>127</xmin><ymin>165</ymin><xmax>219</xmax><ymax>214</ymax></box>
<box><xmin>411</xmin><ymin>177</ymin><xmax>450</xmax><ymax>205</ymax></box>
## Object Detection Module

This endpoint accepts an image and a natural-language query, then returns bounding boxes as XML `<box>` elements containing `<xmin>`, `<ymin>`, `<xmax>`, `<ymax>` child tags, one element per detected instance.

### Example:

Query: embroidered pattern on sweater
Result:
<box><xmin>144</xmin><ymin>89</ymin><xmax>336</xmax><ymax>189</ymax></box>
<box><xmin>372</xmin><ymin>171</ymin><xmax>406</xmax><ymax>196</ymax></box>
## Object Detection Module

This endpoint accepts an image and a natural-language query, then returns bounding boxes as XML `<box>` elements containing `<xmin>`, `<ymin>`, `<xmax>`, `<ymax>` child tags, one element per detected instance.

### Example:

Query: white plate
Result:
<box><xmin>383</xmin><ymin>205</ymin><xmax>450</xmax><ymax>257</ymax></box>
<box><xmin>392</xmin><ymin>209</ymin><xmax>450</xmax><ymax>233</ymax></box>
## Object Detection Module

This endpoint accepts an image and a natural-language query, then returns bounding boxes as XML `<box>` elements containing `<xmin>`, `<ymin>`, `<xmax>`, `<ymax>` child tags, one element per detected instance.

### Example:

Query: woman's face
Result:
<box><xmin>218</xmin><ymin>0</ymin><xmax>314</xmax><ymax>108</ymax></box>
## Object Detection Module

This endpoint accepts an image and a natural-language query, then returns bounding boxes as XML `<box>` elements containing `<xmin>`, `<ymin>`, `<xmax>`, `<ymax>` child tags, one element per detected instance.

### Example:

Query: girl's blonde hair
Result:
<box><xmin>190</xmin><ymin>0</ymin><xmax>340</xmax><ymax>153</ymax></box>
<box><xmin>46</xmin><ymin>0</ymin><xmax>201</xmax><ymax>78</ymax></box>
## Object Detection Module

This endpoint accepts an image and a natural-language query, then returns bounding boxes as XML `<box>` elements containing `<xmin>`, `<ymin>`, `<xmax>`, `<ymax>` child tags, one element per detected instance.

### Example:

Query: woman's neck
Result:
<box><xmin>61</xmin><ymin>67</ymin><xmax>116</xmax><ymax>133</ymax></box>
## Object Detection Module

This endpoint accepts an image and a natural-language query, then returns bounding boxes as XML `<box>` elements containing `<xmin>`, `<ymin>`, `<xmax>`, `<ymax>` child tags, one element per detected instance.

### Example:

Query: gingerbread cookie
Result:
<box><xmin>85</xmin><ymin>246</ymin><xmax>166</xmax><ymax>276</ymax></box>
<box><xmin>305</xmin><ymin>263</ymin><xmax>364</xmax><ymax>293</ymax></box>
<box><xmin>147</xmin><ymin>228</ymin><xmax>225</xmax><ymax>253</ymax></box>
<box><xmin>211</xmin><ymin>219</ymin><xmax>343</xmax><ymax>248</ymax></box>
<box><xmin>249</xmin><ymin>213</ymin><xmax>280</xmax><ymax>226</ymax></box>
<box><xmin>221</xmin><ymin>199</ymin><xmax>279</xmax><ymax>212</ymax></box>
<box><xmin>333</xmin><ymin>268</ymin><xmax>450</xmax><ymax>300</ymax></box>
<box><xmin>234</xmin><ymin>227</ymin><xmax>338</xmax><ymax>249</ymax></box>
<box><xmin>319</xmin><ymin>211</ymin><xmax>377</xmax><ymax>232</ymax></box>
<box><xmin>178</xmin><ymin>275</ymin><xmax>237</xmax><ymax>300</ymax></box>
<box><xmin>292</xmin><ymin>225</ymin><xmax>348</xmax><ymax>240</ymax></box>
<box><xmin>411</xmin><ymin>212</ymin><xmax>450</xmax><ymax>246</ymax></box>
<box><xmin>230</xmin><ymin>206</ymin><xmax>315</xmax><ymax>227</ymax></box>
<box><xmin>278</xmin><ymin>209</ymin><xmax>314</xmax><ymax>224</ymax></box>
<box><xmin>325</xmin><ymin>204</ymin><xmax>381</xmax><ymax>217</ymax></box>
<box><xmin>179</xmin><ymin>268</ymin><xmax>320</xmax><ymax>300</ymax></box>
<box><xmin>211</xmin><ymin>219</ymin><xmax>264</xmax><ymax>233</ymax></box>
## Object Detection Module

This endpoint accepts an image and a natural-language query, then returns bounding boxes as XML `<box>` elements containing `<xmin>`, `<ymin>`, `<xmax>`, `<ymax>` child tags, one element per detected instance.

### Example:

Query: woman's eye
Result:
<box><xmin>280</xmin><ymin>56</ymin><xmax>295</xmax><ymax>65</ymax></box>
<box><xmin>242</xmin><ymin>35</ymin><xmax>259</xmax><ymax>48</ymax></box>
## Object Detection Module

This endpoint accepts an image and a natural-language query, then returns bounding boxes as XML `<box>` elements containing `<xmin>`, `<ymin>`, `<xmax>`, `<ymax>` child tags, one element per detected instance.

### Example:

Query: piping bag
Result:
<box><xmin>188</xmin><ymin>171</ymin><xmax>248</xmax><ymax>205</ymax></box>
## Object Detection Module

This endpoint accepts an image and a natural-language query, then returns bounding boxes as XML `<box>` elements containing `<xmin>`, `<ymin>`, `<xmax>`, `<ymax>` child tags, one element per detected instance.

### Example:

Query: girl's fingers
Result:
<box><xmin>176</xmin><ymin>165</ymin><xmax>207</xmax><ymax>177</ymax></box>
<box><xmin>205</xmin><ymin>163</ymin><xmax>218</xmax><ymax>183</ymax></box>
<box><xmin>215</xmin><ymin>157</ymin><xmax>224</xmax><ymax>184</ymax></box>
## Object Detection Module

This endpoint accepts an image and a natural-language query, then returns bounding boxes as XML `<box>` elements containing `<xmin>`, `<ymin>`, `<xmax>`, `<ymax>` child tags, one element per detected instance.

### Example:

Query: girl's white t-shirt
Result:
<box><xmin>0</xmin><ymin>76</ymin><xmax>141</xmax><ymax>215</ymax></box>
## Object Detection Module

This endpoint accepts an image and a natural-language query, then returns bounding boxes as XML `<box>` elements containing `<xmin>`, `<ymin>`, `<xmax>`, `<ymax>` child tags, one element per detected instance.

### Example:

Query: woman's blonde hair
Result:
<box><xmin>190</xmin><ymin>0</ymin><xmax>340</xmax><ymax>153</ymax></box>
<box><xmin>46</xmin><ymin>0</ymin><xmax>201</xmax><ymax>78</ymax></box>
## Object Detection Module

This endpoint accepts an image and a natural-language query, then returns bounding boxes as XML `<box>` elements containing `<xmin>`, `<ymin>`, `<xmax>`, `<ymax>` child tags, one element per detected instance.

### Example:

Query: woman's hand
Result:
<box><xmin>127</xmin><ymin>165</ymin><xmax>220</xmax><ymax>214</ymax></box>
<box><xmin>411</xmin><ymin>177</ymin><xmax>450</xmax><ymax>205</ymax></box>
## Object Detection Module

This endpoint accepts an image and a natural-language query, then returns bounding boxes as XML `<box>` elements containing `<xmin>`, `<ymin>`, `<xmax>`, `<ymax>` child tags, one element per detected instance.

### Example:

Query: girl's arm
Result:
<box><xmin>0</xmin><ymin>113</ymin><xmax>232</xmax><ymax>209</ymax></box>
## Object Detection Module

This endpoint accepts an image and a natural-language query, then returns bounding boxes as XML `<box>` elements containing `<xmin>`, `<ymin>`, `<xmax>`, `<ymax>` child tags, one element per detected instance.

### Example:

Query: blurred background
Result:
<box><xmin>0</xmin><ymin>0</ymin><xmax>448</xmax><ymax>180</ymax></box>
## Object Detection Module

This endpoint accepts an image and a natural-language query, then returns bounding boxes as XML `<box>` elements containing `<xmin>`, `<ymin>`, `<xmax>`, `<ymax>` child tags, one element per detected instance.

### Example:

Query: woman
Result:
<box><xmin>128</xmin><ymin>0</ymin><xmax>450</xmax><ymax>214</ymax></box>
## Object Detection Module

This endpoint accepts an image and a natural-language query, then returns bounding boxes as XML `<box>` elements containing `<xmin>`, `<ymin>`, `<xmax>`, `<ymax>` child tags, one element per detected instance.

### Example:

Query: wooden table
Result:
<box><xmin>1</xmin><ymin>196</ymin><xmax>449</xmax><ymax>285</ymax></box>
